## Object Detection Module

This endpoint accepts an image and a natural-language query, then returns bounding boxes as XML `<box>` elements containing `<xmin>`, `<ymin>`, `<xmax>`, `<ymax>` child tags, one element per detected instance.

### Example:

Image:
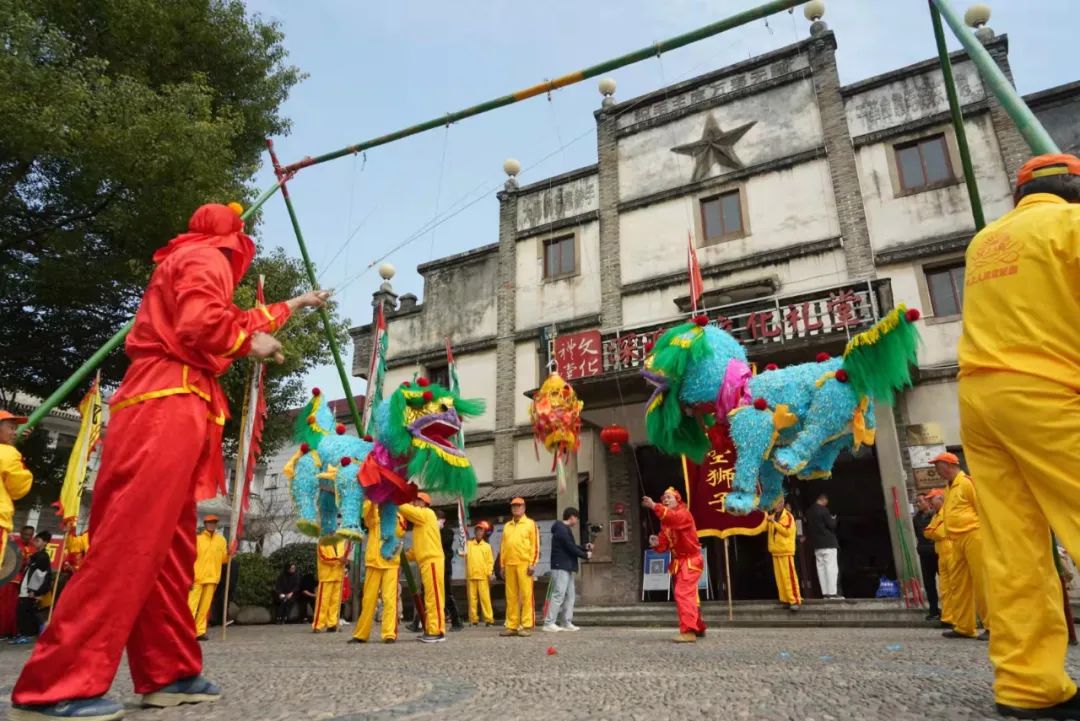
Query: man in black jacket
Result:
<box><xmin>804</xmin><ymin>494</ymin><xmax>841</xmax><ymax>599</ymax></box>
<box><xmin>541</xmin><ymin>507</ymin><xmax>592</xmax><ymax>632</ymax></box>
<box><xmin>11</xmin><ymin>531</ymin><xmax>52</xmax><ymax>644</ymax></box>
<box><xmin>438</xmin><ymin>510</ymin><xmax>464</xmax><ymax>631</ymax></box>
<box><xmin>912</xmin><ymin>493</ymin><xmax>940</xmax><ymax>621</ymax></box>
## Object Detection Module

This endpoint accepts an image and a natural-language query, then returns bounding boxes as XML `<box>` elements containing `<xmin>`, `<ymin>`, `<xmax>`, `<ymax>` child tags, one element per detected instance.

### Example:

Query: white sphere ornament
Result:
<box><xmin>804</xmin><ymin>0</ymin><xmax>825</xmax><ymax>21</ymax></box>
<box><xmin>598</xmin><ymin>77</ymin><xmax>617</xmax><ymax>97</ymax></box>
<box><xmin>964</xmin><ymin>4</ymin><xmax>991</xmax><ymax>27</ymax></box>
<box><xmin>503</xmin><ymin>157</ymin><xmax>521</xmax><ymax>177</ymax></box>
<box><xmin>378</xmin><ymin>263</ymin><xmax>396</xmax><ymax>280</ymax></box>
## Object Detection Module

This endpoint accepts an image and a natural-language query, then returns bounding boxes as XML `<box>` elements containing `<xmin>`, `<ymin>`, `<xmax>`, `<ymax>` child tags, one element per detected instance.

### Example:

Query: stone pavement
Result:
<box><xmin>2</xmin><ymin>623</ymin><xmax>1079</xmax><ymax>721</ymax></box>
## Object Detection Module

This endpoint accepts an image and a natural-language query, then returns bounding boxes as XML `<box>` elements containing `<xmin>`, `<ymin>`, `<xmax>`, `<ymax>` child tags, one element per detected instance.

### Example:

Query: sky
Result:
<box><xmin>243</xmin><ymin>0</ymin><xmax>1078</xmax><ymax>401</ymax></box>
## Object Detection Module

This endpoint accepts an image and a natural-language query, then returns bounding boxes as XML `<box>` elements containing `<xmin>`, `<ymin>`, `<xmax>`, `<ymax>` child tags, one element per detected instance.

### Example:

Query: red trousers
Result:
<box><xmin>12</xmin><ymin>396</ymin><xmax>209</xmax><ymax>705</ymax></box>
<box><xmin>0</xmin><ymin>581</ymin><xmax>18</xmax><ymax>637</ymax></box>
<box><xmin>673</xmin><ymin>558</ymin><xmax>706</xmax><ymax>635</ymax></box>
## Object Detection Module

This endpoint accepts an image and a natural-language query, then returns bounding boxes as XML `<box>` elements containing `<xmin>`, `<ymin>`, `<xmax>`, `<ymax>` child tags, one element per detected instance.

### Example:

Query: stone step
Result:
<box><xmin>571</xmin><ymin>599</ymin><xmax>933</xmax><ymax>628</ymax></box>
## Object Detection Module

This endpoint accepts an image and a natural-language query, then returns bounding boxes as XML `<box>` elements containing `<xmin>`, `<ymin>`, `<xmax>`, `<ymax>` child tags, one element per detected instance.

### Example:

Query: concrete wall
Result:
<box><xmin>453</xmin><ymin>349</ymin><xmax>497</xmax><ymax>433</ymax></box>
<box><xmin>906</xmin><ymin>380</ymin><xmax>961</xmax><ymax>447</ymax></box>
<box><xmin>514</xmin><ymin>341</ymin><xmax>539</xmax><ymax>427</ymax></box>
<box><xmin>514</xmin><ymin>220</ymin><xmax>601</xmax><ymax>330</ymax></box>
<box><xmin>1034</xmin><ymin>91</ymin><xmax>1080</xmax><ymax>155</ymax></box>
<box><xmin>466</xmin><ymin>442</ymin><xmax>495</xmax><ymax>487</ymax></box>
<box><xmin>880</xmin><ymin>261</ymin><xmax>963</xmax><ymax>368</ymax></box>
<box><xmin>516</xmin><ymin>173</ymin><xmax>598</xmax><ymax>232</ymax></box>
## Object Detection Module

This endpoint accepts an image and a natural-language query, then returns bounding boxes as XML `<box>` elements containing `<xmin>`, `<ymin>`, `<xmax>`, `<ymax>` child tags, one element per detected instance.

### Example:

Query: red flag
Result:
<box><xmin>687</xmin><ymin>232</ymin><xmax>704</xmax><ymax>313</ymax></box>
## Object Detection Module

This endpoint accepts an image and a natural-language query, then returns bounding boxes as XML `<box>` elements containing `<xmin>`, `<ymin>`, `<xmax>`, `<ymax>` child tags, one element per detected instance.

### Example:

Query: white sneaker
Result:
<box><xmin>541</xmin><ymin>624</ymin><xmax>561</xmax><ymax>632</ymax></box>
<box><xmin>560</xmin><ymin>623</ymin><xmax>580</xmax><ymax>632</ymax></box>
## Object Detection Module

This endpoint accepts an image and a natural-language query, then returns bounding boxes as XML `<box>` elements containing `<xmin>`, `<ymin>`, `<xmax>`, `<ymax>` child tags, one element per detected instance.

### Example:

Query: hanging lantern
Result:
<box><xmin>600</xmin><ymin>424</ymin><xmax>630</xmax><ymax>453</ymax></box>
<box><xmin>529</xmin><ymin>372</ymin><xmax>583</xmax><ymax>493</ymax></box>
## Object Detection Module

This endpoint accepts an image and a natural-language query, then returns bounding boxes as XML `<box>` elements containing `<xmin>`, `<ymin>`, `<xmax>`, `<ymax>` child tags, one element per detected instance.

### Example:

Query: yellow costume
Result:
<box><xmin>0</xmin><ymin>442</ymin><xmax>33</xmax><ymax>562</ymax></box>
<box><xmin>924</xmin><ymin>509</ymin><xmax>955</xmax><ymax>626</ymax></box>
<box><xmin>942</xmin><ymin>472</ymin><xmax>988</xmax><ymax>637</ymax></box>
<box><xmin>465</xmin><ymin>537</ymin><xmax>495</xmax><ymax>625</ymax></box>
<box><xmin>354</xmin><ymin>501</ymin><xmax>404</xmax><ymax>642</ymax></box>
<box><xmin>398</xmin><ymin>502</ymin><xmax>445</xmax><ymax>636</ymax></box>
<box><xmin>313</xmin><ymin>537</ymin><xmax>347</xmax><ymax>631</ymax></box>
<box><xmin>959</xmin><ymin>184</ymin><xmax>1080</xmax><ymax>709</ymax></box>
<box><xmin>500</xmin><ymin>512</ymin><xmax>539</xmax><ymax>632</ymax></box>
<box><xmin>188</xmin><ymin>527</ymin><xmax>227</xmax><ymax>637</ymax></box>
<box><xmin>767</xmin><ymin>509</ymin><xmax>801</xmax><ymax>606</ymax></box>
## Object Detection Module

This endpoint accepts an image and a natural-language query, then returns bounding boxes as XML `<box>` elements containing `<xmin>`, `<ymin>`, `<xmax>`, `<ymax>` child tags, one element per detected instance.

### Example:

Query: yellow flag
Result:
<box><xmin>57</xmin><ymin>376</ymin><xmax>103</xmax><ymax>528</ymax></box>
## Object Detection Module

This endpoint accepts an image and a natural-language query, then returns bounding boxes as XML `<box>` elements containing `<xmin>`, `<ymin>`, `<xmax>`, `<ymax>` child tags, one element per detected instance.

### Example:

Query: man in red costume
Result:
<box><xmin>9</xmin><ymin>203</ymin><xmax>328</xmax><ymax>721</ymax></box>
<box><xmin>642</xmin><ymin>487</ymin><xmax>707</xmax><ymax>643</ymax></box>
<box><xmin>1</xmin><ymin>526</ymin><xmax>34</xmax><ymax>639</ymax></box>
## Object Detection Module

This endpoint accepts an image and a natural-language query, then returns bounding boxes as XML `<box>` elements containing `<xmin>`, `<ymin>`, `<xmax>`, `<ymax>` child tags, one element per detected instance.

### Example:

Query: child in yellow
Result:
<box><xmin>934</xmin><ymin>453</ymin><xmax>988</xmax><ymax>640</ymax></box>
<box><xmin>923</xmin><ymin>489</ymin><xmax>954</xmax><ymax>628</ymax></box>
<box><xmin>767</xmin><ymin>504</ymin><xmax>801</xmax><ymax>611</ymax></box>
<box><xmin>464</xmin><ymin>521</ymin><xmax>495</xmax><ymax>626</ymax></box>
<box><xmin>189</xmin><ymin>514</ymin><xmax>228</xmax><ymax>640</ymax></box>
<box><xmin>0</xmin><ymin>410</ymin><xmax>33</xmax><ymax>563</ymax></box>
<box><xmin>351</xmin><ymin>500</ymin><xmax>404</xmax><ymax>643</ymax></box>
<box><xmin>398</xmin><ymin>492</ymin><xmax>446</xmax><ymax>643</ymax></box>
<box><xmin>312</xmin><ymin>537</ymin><xmax>347</xmax><ymax>633</ymax></box>
<box><xmin>499</xmin><ymin>497</ymin><xmax>539</xmax><ymax>637</ymax></box>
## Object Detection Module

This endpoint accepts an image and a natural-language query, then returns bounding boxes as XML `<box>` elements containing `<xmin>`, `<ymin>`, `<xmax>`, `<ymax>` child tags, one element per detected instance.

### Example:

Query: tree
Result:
<box><xmin>244</xmin><ymin>487</ymin><xmax>298</xmax><ymax>555</ymax></box>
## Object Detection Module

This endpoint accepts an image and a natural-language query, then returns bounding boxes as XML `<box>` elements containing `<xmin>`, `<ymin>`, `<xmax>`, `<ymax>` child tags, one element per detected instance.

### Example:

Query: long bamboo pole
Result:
<box><xmin>279</xmin><ymin>0</ymin><xmax>807</xmax><ymax>175</ymax></box>
<box><xmin>929</xmin><ymin>2</ymin><xmax>985</xmax><ymax>231</ymax></box>
<box><xmin>929</xmin><ymin>0</ymin><xmax>1059</xmax><ymax>155</ymax></box>
<box><xmin>17</xmin><ymin>180</ymin><xmax>283</xmax><ymax>437</ymax></box>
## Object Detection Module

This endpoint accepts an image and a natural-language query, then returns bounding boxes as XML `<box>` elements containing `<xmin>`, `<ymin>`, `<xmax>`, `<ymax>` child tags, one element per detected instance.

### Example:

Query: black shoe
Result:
<box><xmin>938</xmin><ymin>621</ymin><xmax>953</xmax><ymax>629</ymax></box>
<box><xmin>979</xmin><ymin>630</ymin><xmax>990</xmax><ymax>641</ymax></box>
<box><xmin>326</xmin><ymin>626</ymin><xmax>338</xmax><ymax>634</ymax></box>
<box><xmin>418</xmin><ymin>634</ymin><xmax>445</xmax><ymax>644</ymax></box>
<box><xmin>789</xmin><ymin>604</ymin><xmax>800</xmax><ymax>612</ymax></box>
<box><xmin>405</xmin><ymin>623</ymin><xmax>422</xmax><ymax>633</ymax></box>
<box><xmin>347</xmin><ymin>638</ymin><xmax>366</xmax><ymax>644</ymax></box>
<box><xmin>384</xmin><ymin>638</ymin><xmax>396</xmax><ymax>644</ymax></box>
<box><xmin>996</xmin><ymin>691</ymin><xmax>1080</xmax><ymax>719</ymax></box>
<box><xmin>695</xmin><ymin>629</ymin><xmax>706</xmax><ymax>638</ymax></box>
<box><xmin>926</xmin><ymin>612</ymin><xmax>941</xmax><ymax>621</ymax></box>
<box><xmin>450</xmin><ymin>624</ymin><xmax>464</xmax><ymax>632</ymax></box>
<box><xmin>196</xmin><ymin>634</ymin><xmax>209</xmax><ymax>641</ymax></box>
<box><xmin>942</xmin><ymin>630</ymin><xmax>978</xmax><ymax>639</ymax></box>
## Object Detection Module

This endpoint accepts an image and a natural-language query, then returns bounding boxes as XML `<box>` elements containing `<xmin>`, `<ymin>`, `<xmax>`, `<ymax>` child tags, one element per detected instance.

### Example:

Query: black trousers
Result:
<box><xmin>918</xmin><ymin>549</ymin><xmax>939</xmax><ymax>614</ymax></box>
<box><xmin>274</xmin><ymin>595</ymin><xmax>294</xmax><ymax>622</ymax></box>
<box><xmin>17</xmin><ymin>597</ymin><xmax>41</xmax><ymax>637</ymax></box>
<box><xmin>444</xmin><ymin>568</ymin><xmax>461</xmax><ymax>627</ymax></box>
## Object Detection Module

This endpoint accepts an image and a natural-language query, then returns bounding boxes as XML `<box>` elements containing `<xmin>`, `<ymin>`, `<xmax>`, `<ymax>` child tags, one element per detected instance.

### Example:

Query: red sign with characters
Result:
<box><xmin>553</xmin><ymin>330</ymin><xmax>603</xmax><ymax>380</ymax></box>
<box><xmin>684</xmin><ymin>427</ymin><xmax>767</xmax><ymax>539</ymax></box>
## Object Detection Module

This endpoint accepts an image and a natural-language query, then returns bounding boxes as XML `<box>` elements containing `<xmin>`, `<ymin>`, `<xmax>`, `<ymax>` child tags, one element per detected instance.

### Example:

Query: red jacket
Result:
<box><xmin>108</xmin><ymin>204</ymin><xmax>291</xmax><ymax>499</ymax></box>
<box><xmin>652</xmin><ymin>503</ymin><xmax>703</xmax><ymax>574</ymax></box>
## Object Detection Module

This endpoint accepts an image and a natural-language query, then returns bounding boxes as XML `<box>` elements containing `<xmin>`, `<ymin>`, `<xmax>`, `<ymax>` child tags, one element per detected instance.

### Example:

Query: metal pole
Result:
<box><xmin>929</xmin><ymin>0</ymin><xmax>1059</xmax><ymax>155</ymax></box>
<box><xmin>17</xmin><ymin>180</ymin><xmax>283</xmax><ymax>437</ymax></box>
<box><xmin>929</xmin><ymin>2</ymin><xmax>985</xmax><ymax>231</ymax></box>
<box><xmin>280</xmin><ymin>0</ymin><xmax>806</xmax><ymax>175</ymax></box>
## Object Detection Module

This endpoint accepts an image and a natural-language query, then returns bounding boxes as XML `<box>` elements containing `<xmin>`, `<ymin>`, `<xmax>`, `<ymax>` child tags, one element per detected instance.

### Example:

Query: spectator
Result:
<box><xmin>437</xmin><ymin>509</ymin><xmax>464</xmax><ymax>631</ymax></box>
<box><xmin>1</xmin><ymin>526</ymin><xmax>34</xmax><ymax>639</ymax></box>
<box><xmin>542</xmin><ymin>507</ymin><xmax>591</xmax><ymax>633</ymax></box>
<box><xmin>768</xmin><ymin>503</ymin><xmax>801</xmax><ymax>612</ymax></box>
<box><xmin>804</xmin><ymin>494</ymin><xmax>841</xmax><ymax>599</ymax></box>
<box><xmin>274</xmin><ymin>563</ymin><xmax>299</xmax><ymax>624</ymax></box>
<box><xmin>298</xmin><ymin>572</ymin><xmax>317</xmax><ymax>622</ymax></box>
<box><xmin>11</xmin><ymin>531</ymin><xmax>52</xmax><ymax>645</ymax></box>
<box><xmin>912</xmin><ymin>493</ymin><xmax>940</xmax><ymax>621</ymax></box>
<box><xmin>464</xmin><ymin>521</ymin><xmax>495</xmax><ymax>627</ymax></box>
<box><xmin>499</xmin><ymin>498</ymin><xmax>540</xmax><ymax>638</ymax></box>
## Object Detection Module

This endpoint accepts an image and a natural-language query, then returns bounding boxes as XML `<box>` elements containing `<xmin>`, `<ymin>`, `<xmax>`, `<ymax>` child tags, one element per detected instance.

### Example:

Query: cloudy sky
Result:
<box><xmin>243</xmin><ymin>0</ymin><xmax>1077</xmax><ymax>399</ymax></box>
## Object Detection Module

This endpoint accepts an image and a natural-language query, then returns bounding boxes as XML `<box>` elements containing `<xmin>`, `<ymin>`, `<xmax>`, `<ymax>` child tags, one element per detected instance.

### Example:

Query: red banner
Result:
<box><xmin>553</xmin><ymin>330</ymin><xmax>602</xmax><ymax>380</ymax></box>
<box><xmin>684</xmin><ymin>427</ymin><xmax>767</xmax><ymax>539</ymax></box>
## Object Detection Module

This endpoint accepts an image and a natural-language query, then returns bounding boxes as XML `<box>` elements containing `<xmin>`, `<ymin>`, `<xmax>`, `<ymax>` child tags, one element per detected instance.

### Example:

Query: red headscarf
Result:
<box><xmin>152</xmin><ymin>204</ymin><xmax>255</xmax><ymax>284</ymax></box>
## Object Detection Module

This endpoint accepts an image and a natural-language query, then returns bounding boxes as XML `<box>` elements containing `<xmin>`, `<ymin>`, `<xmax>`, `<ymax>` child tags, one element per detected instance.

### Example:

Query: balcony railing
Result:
<box><xmin>543</xmin><ymin>278</ymin><xmax>890</xmax><ymax>381</ymax></box>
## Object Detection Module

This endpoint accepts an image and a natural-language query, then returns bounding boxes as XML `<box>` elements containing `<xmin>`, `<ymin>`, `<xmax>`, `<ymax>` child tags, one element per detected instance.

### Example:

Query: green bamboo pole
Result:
<box><xmin>18</xmin><ymin>180</ymin><xmax>283</xmax><ymax>437</ymax></box>
<box><xmin>929</xmin><ymin>0</ymin><xmax>1059</xmax><ymax>155</ymax></box>
<box><xmin>929</xmin><ymin>2</ymin><xmax>985</xmax><ymax>231</ymax></box>
<box><xmin>280</xmin><ymin>0</ymin><xmax>806</xmax><ymax>175</ymax></box>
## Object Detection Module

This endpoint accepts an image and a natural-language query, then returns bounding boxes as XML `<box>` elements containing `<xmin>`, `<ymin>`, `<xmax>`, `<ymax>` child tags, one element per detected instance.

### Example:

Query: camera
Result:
<box><xmin>587</xmin><ymin>522</ymin><xmax>603</xmax><ymax>536</ymax></box>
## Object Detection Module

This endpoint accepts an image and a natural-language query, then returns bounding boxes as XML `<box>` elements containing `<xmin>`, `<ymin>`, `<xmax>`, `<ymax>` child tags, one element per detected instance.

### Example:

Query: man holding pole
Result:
<box><xmin>642</xmin><ymin>488</ymin><xmax>706</xmax><ymax>643</ymax></box>
<box><xmin>9</xmin><ymin>203</ymin><xmax>329</xmax><ymax>720</ymax></box>
<box><xmin>0</xmin><ymin>411</ymin><xmax>33</xmax><ymax>567</ymax></box>
<box><xmin>312</xmin><ymin>537</ymin><xmax>347</xmax><ymax>633</ymax></box>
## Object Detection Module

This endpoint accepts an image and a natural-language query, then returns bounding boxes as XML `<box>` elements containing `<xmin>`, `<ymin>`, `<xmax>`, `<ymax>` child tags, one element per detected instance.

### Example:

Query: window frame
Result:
<box><xmin>426</xmin><ymin>364</ymin><xmax>451</xmax><ymax>389</ymax></box>
<box><xmin>696</xmin><ymin>187</ymin><xmax>748</xmax><ymax>247</ymax></box>
<box><xmin>893</xmin><ymin>133</ymin><xmax>957</xmax><ymax>195</ymax></box>
<box><xmin>923</xmin><ymin>260</ymin><xmax>966</xmax><ymax>319</ymax></box>
<box><xmin>540</xmin><ymin>232</ymin><xmax>579</xmax><ymax>282</ymax></box>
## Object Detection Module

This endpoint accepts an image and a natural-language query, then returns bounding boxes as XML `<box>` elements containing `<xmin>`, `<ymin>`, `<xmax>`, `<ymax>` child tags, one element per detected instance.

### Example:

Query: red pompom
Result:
<box><xmin>417</xmin><ymin>377</ymin><xmax>430</xmax><ymax>387</ymax></box>
<box><xmin>311</xmin><ymin>387</ymin><xmax>321</xmax><ymax>397</ymax></box>
<box><xmin>693</xmin><ymin>315</ymin><xmax>709</xmax><ymax>327</ymax></box>
<box><xmin>816</xmin><ymin>352</ymin><xmax>830</xmax><ymax>363</ymax></box>
<box><xmin>306</xmin><ymin>415</ymin><xmax>316</xmax><ymax>425</ymax></box>
<box><xmin>835</xmin><ymin>369</ymin><xmax>849</xmax><ymax>383</ymax></box>
<box><xmin>644</xmin><ymin>341</ymin><xmax>655</xmax><ymax>353</ymax></box>
<box><xmin>340</xmin><ymin>457</ymin><xmax>352</xmax><ymax>467</ymax></box>
<box><xmin>363</xmin><ymin>435</ymin><xmax>373</xmax><ymax>442</ymax></box>
<box><xmin>300</xmin><ymin>443</ymin><xmax>310</xmax><ymax>454</ymax></box>
<box><xmin>562</xmin><ymin>386</ymin><xmax>571</xmax><ymax>396</ymax></box>
<box><xmin>753</xmin><ymin>397</ymin><xmax>768</xmax><ymax>411</ymax></box>
<box><xmin>402</xmin><ymin>381</ymin><xmax>411</xmax><ymax>388</ymax></box>
<box><xmin>335</xmin><ymin>423</ymin><xmax>346</xmax><ymax>435</ymax></box>
<box><xmin>905</xmin><ymin>308</ymin><xmax>921</xmax><ymax>322</ymax></box>
<box><xmin>422</xmin><ymin>390</ymin><xmax>434</xmax><ymax>402</ymax></box>
<box><xmin>546</xmin><ymin>646</ymin><xmax>557</xmax><ymax>656</ymax></box>
<box><xmin>765</xmin><ymin>363</ymin><xmax>778</xmax><ymax>371</ymax></box>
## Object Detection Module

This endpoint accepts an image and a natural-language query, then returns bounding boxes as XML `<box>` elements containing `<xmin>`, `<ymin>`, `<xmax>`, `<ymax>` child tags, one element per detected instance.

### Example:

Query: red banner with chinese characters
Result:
<box><xmin>684</xmin><ymin>427</ymin><xmax>767</xmax><ymax>539</ymax></box>
<box><xmin>553</xmin><ymin>330</ymin><xmax>602</xmax><ymax>380</ymax></box>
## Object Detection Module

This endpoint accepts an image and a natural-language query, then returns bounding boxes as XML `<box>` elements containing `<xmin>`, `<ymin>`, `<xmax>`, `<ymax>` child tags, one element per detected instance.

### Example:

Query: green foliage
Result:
<box><xmin>13</xmin><ymin>428</ymin><xmax>65</xmax><ymax>508</ymax></box>
<box><xmin>0</xmin><ymin>0</ymin><xmax>304</xmax><ymax>405</ymax></box>
<box><xmin>233</xmin><ymin>552</ymin><xmax>276</xmax><ymax>608</ymax></box>
<box><xmin>268</xmin><ymin>542</ymin><xmax>318</xmax><ymax>579</ymax></box>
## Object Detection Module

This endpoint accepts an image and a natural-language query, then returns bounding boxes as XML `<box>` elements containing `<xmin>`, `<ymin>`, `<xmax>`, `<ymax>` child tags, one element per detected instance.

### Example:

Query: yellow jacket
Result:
<box><xmin>959</xmin><ymin>193</ymin><xmax>1080</xmax><ymax>390</ymax></box>
<box><xmin>362</xmin><ymin>500</ymin><xmax>403</xmax><ymax>570</ymax></box>
<box><xmin>767</xmin><ymin>509</ymin><xmax>797</xmax><ymax>556</ymax></box>
<box><xmin>944</xmin><ymin>473</ymin><xmax>980</xmax><ymax>537</ymax></box>
<box><xmin>0</xmin><ymin>444</ymin><xmax>33</xmax><ymax>534</ymax></box>
<box><xmin>398</xmin><ymin>503</ymin><xmax>443</xmax><ymax>565</ymax></box>
<box><xmin>465</xmin><ymin>538</ymin><xmax>494</xmax><ymax>580</ymax></box>
<box><xmin>500</xmin><ymin>515</ymin><xmax>539</xmax><ymax>568</ymax></box>
<box><xmin>193</xmin><ymin>529</ymin><xmax>228</xmax><ymax>585</ymax></box>
<box><xmin>924</xmin><ymin>509</ymin><xmax>952</xmax><ymax>559</ymax></box>
<box><xmin>316</xmin><ymin>538</ymin><xmax>347</xmax><ymax>583</ymax></box>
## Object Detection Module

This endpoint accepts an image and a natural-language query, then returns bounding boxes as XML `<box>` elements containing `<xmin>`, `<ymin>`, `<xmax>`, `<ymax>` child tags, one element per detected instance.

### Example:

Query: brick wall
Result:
<box><xmin>494</xmin><ymin>189</ymin><xmax>518</xmax><ymax>483</ymax></box>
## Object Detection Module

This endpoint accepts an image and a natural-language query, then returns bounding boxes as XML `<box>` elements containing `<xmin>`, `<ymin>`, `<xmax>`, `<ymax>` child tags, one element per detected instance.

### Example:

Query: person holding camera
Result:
<box><xmin>541</xmin><ymin>507</ymin><xmax>592</xmax><ymax>633</ymax></box>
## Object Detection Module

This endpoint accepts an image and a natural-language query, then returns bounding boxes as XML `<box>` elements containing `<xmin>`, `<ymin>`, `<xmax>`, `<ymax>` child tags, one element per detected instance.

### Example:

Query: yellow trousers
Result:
<box><xmin>949</xmin><ymin>530</ymin><xmax>989</xmax><ymax>637</ymax></box>
<box><xmin>419</xmin><ymin>558</ymin><xmax>445</xmax><ymax>636</ymax></box>
<box><xmin>960</xmin><ymin>371</ymin><xmax>1080</xmax><ymax>709</ymax></box>
<box><xmin>771</xmin><ymin>555</ymin><xmax>802</xmax><ymax>605</ymax></box>
<box><xmin>937</xmin><ymin>547</ymin><xmax>956</xmax><ymax>626</ymax></box>
<box><xmin>467</xmin><ymin>578</ymin><xmax>493</xmax><ymax>624</ymax></box>
<box><xmin>354</xmin><ymin>567</ymin><xmax>399</xmax><ymax>641</ymax></box>
<box><xmin>188</xmin><ymin>582</ymin><xmax>216</xmax><ymax>637</ymax></box>
<box><xmin>503</xmin><ymin>564</ymin><xmax>534</xmax><ymax>630</ymax></box>
<box><xmin>312</xmin><ymin>580</ymin><xmax>342</xmax><ymax>631</ymax></box>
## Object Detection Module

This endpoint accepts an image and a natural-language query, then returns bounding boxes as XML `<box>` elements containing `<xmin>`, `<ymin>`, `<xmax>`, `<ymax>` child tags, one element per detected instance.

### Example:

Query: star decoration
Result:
<box><xmin>671</xmin><ymin>115</ymin><xmax>757</xmax><ymax>182</ymax></box>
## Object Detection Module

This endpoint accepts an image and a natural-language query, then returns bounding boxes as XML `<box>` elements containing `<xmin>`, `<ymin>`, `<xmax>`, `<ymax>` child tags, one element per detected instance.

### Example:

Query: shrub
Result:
<box><xmin>233</xmin><ymin>553</ymin><xmax>276</xmax><ymax>608</ymax></box>
<box><xmin>268</xmin><ymin>542</ymin><xmax>318</xmax><ymax>579</ymax></box>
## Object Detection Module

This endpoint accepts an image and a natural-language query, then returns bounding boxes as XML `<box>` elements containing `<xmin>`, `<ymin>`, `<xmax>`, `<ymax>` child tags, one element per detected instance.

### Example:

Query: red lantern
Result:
<box><xmin>600</xmin><ymin>424</ymin><xmax>630</xmax><ymax>453</ymax></box>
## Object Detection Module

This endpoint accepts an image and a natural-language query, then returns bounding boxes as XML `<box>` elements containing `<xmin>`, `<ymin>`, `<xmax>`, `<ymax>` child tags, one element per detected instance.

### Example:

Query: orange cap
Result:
<box><xmin>510</xmin><ymin>497</ymin><xmax>526</xmax><ymax>506</ymax></box>
<box><xmin>474</xmin><ymin>520</ymin><xmax>492</xmax><ymax>531</ymax></box>
<box><xmin>925</xmin><ymin>488</ymin><xmax>946</xmax><ymax>499</ymax></box>
<box><xmin>1016</xmin><ymin>154</ymin><xmax>1080</xmax><ymax>188</ymax></box>
<box><xmin>929</xmin><ymin>451</ymin><xmax>960</xmax><ymax>466</ymax></box>
<box><xmin>416</xmin><ymin>492</ymin><xmax>432</xmax><ymax>505</ymax></box>
<box><xmin>0</xmin><ymin>410</ymin><xmax>28</xmax><ymax>425</ymax></box>
<box><xmin>203</xmin><ymin>514</ymin><xmax>220</xmax><ymax>523</ymax></box>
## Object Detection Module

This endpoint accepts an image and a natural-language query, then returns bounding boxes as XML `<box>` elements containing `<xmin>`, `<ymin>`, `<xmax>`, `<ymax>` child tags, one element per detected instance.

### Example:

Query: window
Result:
<box><xmin>925</xmin><ymin>262</ymin><xmax>965</xmax><ymax>317</ymax></box>
<box><xmin>895</xmin><ymin>134</ymin><xmax>954</xmax><ymax>192</ymax></box>
<box><xmin>543</xmin><ymin>235</ymin><xmax>576</xmax><ymax>279</ymax></box>
<box><xmin>426</xmin><ymin>365</ymin><xmax>450</xmax><ymax>388</ymax></box>
<box><xmin>264</xmin><ymin>473</ymin><xmax>279</xmax><ymax>491</ymax></box>
<box><xmin>700</xmin><ymin>190</ymin><xmax>744</xmax><ymax>243</ymax></box>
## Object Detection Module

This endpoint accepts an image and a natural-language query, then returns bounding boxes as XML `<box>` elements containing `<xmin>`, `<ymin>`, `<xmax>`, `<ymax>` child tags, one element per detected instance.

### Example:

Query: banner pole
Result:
<box><xmin>723</xmin><ymin>537</ymin><xmax>733</xmax><ymax>621</ymax></box>
<box><xmin>46</xmin><ymin>532</ymin><xmax>68</xmax><ymax>624</ymax></box>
